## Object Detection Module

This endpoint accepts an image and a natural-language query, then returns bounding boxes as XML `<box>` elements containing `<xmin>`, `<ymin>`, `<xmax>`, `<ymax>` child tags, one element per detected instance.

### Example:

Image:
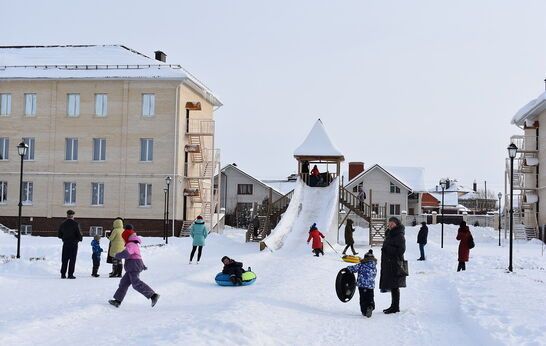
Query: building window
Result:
<box><xmin>237</xmin><ymin>184</ymin><xmax>253</xmax><ymax>195</ymax></box>
<box><xmin>67</xmin><ymin>93</ymin><xmax>80</xmax><ymax>117</ymax></box>
<box><xmin>95</xmin><ymin>94</ymin><xmax>108</xmax><ymax>117</ymax></box>
<box><xmin>142</xmin><ymin>94</ymin><xmax>155</xmax><ymax>117</ymax></box>
<box><xmin>22</xmin><ymin>137</ymin><xmax>35</xmax><ymax>160</ymax></box>
<box><xmin>91</xmin><ymin>182</ymin><xmax>104</xmax><ymax>206</ymax></box>
<box><xmin>89</xmin><ymin>226</ymin><xmax>103</xmax><ymax>237</ymax></box>
<box><xmin>0</xmin><ymin>93</ymin><xmax>11</xmax><ymax>116</ymax></box>
<box><xmin>140</xmin><ymin>138</ymin><xmax>153</xmax><ymax>161</ymax></box>
<box><xmin>390</xmin><ymin>204</ymin><xmax>401</xmax><ymax>215</ymax></box>
<box><xmin>390</xmin><ymin>182</ymin><xmax>401</xmax><ymax>194</ymax></box>
<box><xmin>92</xmin><ymin>138</ymin><xmax>106</xmax><ymax>161</ymax></box>
<box><xmin>24</xmin><ymin>93</ymin><xmax>37</xmax><ymax>116</ymax></box>
<box><xmin>0</xmin><ymin>137</ymin><xmax>8</xmax><ymax>160</ymax></box>
<box><xmin>139</xmin><ymin>183</ymin><xmax>152</xmax><ymax>206</ymax></box>
<box><xmin>0</xmin><ymin>181</ymin><xmax>6</xmax><ymax>203</ymax></box>
<box><xmin>371</xmin><ymin>203</ymin><xmax>379</xmax><ymax>214</ymax></box>
<box><xmin>65</xmin><ymin>138</ymin><xmax>78</xmax><ymax>161</ymax></box>
<box><xmin>21</xmin><ymin>225</ymin><xmax>32</xmax><ymax>235</ymax></box>
<box><xmin>64</xmin><ymin>182</ymin><xmax>76</xmax><ymax>205</ymax></box>
<box><xmin>352</xmin><ymin>182</ymin><xmax>363</xmax><ymax>193</ymax></box>
<box><xmin>22</xmin><ymin>181</ymin><xmax>33</xmax><ymax>205</ymax></box>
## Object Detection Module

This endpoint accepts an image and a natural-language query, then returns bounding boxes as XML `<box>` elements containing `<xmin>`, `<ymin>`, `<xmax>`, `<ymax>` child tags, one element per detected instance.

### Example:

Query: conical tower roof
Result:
<box><xmin>293</xmin><ymin>119</ymin><xmax>344</xmax><ymax>160</ymax></box>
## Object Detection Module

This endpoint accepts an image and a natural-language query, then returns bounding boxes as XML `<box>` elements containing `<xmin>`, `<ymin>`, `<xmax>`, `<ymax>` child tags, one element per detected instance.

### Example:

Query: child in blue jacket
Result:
<box><xmin>347</xmin><ymin>249</ymin><xmax>377</xmax><ymax>318</ymax></box>
<box><xmin>91</xmin><ymin>235</ymin><xmax>103</xmax><ymax>277</ymax></box>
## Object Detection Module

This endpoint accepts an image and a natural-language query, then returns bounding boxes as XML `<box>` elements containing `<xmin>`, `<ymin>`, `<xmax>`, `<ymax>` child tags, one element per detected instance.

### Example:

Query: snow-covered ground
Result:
<box><xmin>0</xmin><ymin>224</ymin><xmax>545</xmax><ymax>345</ymax></box>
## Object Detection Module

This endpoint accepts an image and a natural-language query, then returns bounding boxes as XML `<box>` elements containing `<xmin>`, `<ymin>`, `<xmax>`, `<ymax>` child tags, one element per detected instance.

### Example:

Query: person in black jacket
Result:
<box><xmin>417</xmin><ymin>222</ymin><xmax>428</xmax><ymax>261</ymax></box>
<box><xmin>221</xmin><ymin>256</ymin><xmax>244</xmax><ymax>285</ymax></box>
<box><xmin>379</xmin><ymin>217</ymin><xmax>406</xmax><ymax>314</ymax></box>
<box><xmin>57</xmin><ymin>210</ymin><xmax>83</xmax><ymax>279</ymax></box>
<box><xmin>342</xmin><ymin>219</ymin><xmax>358</xmax><ymax>255</ymax></box>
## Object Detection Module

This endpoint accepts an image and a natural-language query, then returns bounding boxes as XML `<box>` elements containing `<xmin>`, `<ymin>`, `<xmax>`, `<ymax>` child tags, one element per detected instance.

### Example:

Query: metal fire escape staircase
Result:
<box><xmin>181</xmin><ymin>119</ymin><xmax>220</xmax><ymax>236</ymax></box>
<box><xmin>505</xmin><ymin>134</ymin><xmax>539</xmax><ymax>240</ymax></box>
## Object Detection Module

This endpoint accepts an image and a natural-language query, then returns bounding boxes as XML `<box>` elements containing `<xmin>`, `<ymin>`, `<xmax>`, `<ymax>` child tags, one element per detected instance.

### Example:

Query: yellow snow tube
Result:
<box><xmin>342</xmin><ymin>255</ymin><xmax>361</xmax><ymax>263</ymax></box>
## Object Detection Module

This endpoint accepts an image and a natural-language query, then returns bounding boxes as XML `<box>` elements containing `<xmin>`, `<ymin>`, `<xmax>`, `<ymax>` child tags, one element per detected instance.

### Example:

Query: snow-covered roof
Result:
<box><xmin>293</xmin><ymin>119</ymin><xmax>344</xmax><ymax>159</ymax></box>
<box><xmin>347</xmin><ymin>164</ymin><xmax>426</xmax><ymax>193</ymax></box>
<box><xmin>260</xmin><ymin>179</ymin><xmax>297</xmax><ymax>195</ymax></box>
<box><xmin>383</xmin><ymin>166</ymin><xmax>426</xmax><ymax>192</ymax></box>
<box><xmin>220</xmin><ymin>164</ymin><xmax>284</xmax><ymax>196</ymax></box>
<box><xmin>429</xmin><ymin>179</ymin><xmax>474</xmax><ymax>194</ymax></box>
<box><xmin>512</xmin><ymin>90</ymin><xmax>546</xmax><ymax>126</ymax></box>
<box><xmin>0</xmin><ymin>45</ymin><xmax>222</xmax><ymax>106</ymax></box>
<box><xmin>428</xmin><ymin>191</ymin><xmax>459</xmax><ymax>207</ymax></box>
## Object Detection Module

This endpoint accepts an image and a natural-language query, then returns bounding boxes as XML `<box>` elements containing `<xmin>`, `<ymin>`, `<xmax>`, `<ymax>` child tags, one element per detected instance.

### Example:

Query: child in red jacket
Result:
<box><xmin>307</xmin><ymin>223</ymin><xmax>325</xmax><ymax>257</ymax></box>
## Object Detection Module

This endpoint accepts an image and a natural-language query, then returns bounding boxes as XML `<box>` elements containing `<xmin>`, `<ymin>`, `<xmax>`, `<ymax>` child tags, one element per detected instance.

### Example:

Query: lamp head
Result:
<box><xmin>507</xmin><ymin>143</ymin><xmax>518</xmax><ymax>159</ymax></box>
<box><xmin>17</xmin><ymin>141</ymin><xmax>29</xmax><ymax>157</ymax></box>
<box><xmin>439</xmin><ymin>179</ymin><xmax>447</xmax><ymax>189</ymax></box>
<box><xmin>498</xmin><ymin>192</ymin><xmax>502</xmax><ymax>199</ymax></box>
<box><xmin>165</xmin><ymin>176</ymin><xmax>172</xmax><ymax>186</ymax></box>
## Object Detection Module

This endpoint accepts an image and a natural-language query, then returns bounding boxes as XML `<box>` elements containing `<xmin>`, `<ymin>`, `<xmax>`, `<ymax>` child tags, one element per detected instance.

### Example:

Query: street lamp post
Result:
<box><xmin>439</xmin><ymin>179</ymin><xmax>447</xmax><ymax>249</ymax></box>
<box><xmin>498</xmin><ymin>192</ymin><xmax>502</xmax><ymax>247</ymax></box>
<box><xmin>163</xmin><ymin>187</ymin><xmax>168</xmax><ymax>241</ymax></box>
<box><xmin>16</xmin><ymin>141</ymin><xmax>29</xmax><ymax>259</ymax></box>
<box><xmin>165</xmin><ymin>176</ymin><xmax>172</xmax><ymax>244</ymax></box>
<box><xmin>507</xmin><ymin>143</ymin><xmax>518</xmax><ymax>272</ymax></box>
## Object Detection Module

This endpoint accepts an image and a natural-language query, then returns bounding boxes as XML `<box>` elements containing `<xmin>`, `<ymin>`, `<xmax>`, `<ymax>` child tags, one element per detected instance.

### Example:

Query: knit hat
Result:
<box><xmin>122</xmin><ymin>228</ymin><xmax>135</xmax><ymax>243</ymax></box>
<box><xmin>388</xmin><ymin>217</ymin><xmax>401</xmax><ymax>225</ymax></box>
<box><xmin>66</xmin><ymin>209</ymin><xmax>75</xmax><ymax>216</ymax></box>
<box><xmin>124</xmin><ymin>224</ymin><xmax>134</xmax><ymax>230</ymax></box>
<box><xmin>221</xmin><ymin>256</ymin><xmax>230</xmax><ymax>263</ymax></box>
<box><xmin>421</xmin><ymin>221</ymin><xmax>427</xmax><ymax>226</ymax></box>
<box><xmin>196</xmin><ymin>215</ymin><xmax>203</xmax><ymax>220</ymax></box>
<box><xmin>364</xmin><ymin>249</ymin><xmax>374</xmax><ymax>258</ymax></box>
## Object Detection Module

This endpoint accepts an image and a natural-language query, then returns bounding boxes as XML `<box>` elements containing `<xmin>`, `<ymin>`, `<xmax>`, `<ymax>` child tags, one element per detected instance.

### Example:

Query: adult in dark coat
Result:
<box><xmin>342</xmin><ymin>219</ymin><xmax>358</xmax><ymax>255</ymax></box>
<box><xmin>379</xmin><ymin>217</ymin><xmax>406</xmax><ymax>314</ymax></box>
<box><xmin>456</xmin><ymin>221</ymin><xmax>472</xmax><ymax>271</ymax></box>
<box><xmin>57</xmin><ymin>210</ymin><xmax>83</xmax><ymax>279</ymax></box>
<box><xmin>417</xmin><ymin>222</ymin><xmax>428</xmax><ymax>261</ymax></box>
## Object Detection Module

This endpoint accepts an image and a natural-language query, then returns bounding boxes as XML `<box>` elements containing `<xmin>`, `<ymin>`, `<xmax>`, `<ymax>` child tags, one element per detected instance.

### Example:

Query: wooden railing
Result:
<box><xmin>245</xmin><ymin>189</ymin><xmax>294</xmax><ymax>242</ymax></box>
<box><xmin>338</xmin><ymin>186</ymin><xmax>387</xmax><ymax>221</ymax></box>
<box><xmin>299</xmin><ymin>173</ymin><xmax>337</xmax><ymax>187</ymax></box>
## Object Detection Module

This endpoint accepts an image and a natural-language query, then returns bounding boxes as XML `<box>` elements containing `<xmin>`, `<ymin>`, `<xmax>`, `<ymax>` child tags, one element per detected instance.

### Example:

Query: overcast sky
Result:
<box><xmin>2</xmin><ymin>0</ymin><xmax>546</xmax><ymax>193</ymax></box>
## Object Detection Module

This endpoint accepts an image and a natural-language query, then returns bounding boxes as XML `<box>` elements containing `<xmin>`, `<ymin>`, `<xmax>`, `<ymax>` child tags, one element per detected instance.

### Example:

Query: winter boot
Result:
<box><xmin>150</xmin><ymin>293</ymin><xmax>160</xmax><ymax>307</ymax></box>
<box><xmin>383</xmin><ymin>307</ymin><xmax>400</xmax><ymax>314</ymax></box>
<box><xmin>108</xmin><ymin>299</ymin><xmax>121</xmax><ymax>308</ymax></box>
<box><xmin>116</xmin><ymin>264</ymin><xmax>123</xmax><ymax>277</ymax></box>
<box><xmin>365</xmin><ymin>306</ymin><xmax>373</xmax><ymax>318</ymax></box>
<box><xmin>92</xmin><ymin>266</ymin><xmax>100</xmax><ymax>277</ymax></box>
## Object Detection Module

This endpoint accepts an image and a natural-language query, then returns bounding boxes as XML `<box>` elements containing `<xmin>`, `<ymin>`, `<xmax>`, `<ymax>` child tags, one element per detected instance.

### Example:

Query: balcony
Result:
<box><xmin>510</xmin><ymin>135</ymin><xmax>538</xmax><ymax>154</ymax></box>
<box><xmin>186</xmin><ymin>119</ymin><xmax>215</xmax><ymax>136</ymax></box>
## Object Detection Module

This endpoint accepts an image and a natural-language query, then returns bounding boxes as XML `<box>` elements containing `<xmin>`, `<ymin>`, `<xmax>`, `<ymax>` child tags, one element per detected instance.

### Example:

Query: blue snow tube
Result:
<box><xmin>215</xmin><ymin>271</ymin><xmax>257</xmax><ymax>286</ymax></box>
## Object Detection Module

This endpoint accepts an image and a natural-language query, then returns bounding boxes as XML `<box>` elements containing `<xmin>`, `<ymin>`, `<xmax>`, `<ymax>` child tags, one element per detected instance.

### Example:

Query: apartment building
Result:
<box><xmin>0</xmin><ymin>45</ymin><xmax>221</xmax><ymax>236</ymax></box>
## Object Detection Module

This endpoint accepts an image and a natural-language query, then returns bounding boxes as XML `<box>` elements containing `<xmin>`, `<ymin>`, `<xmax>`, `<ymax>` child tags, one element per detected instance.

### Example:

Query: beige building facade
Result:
<box><xmin>0</xmin><ymin>45</ymin><xmax>221</xmax><ymax>236</ymax></box>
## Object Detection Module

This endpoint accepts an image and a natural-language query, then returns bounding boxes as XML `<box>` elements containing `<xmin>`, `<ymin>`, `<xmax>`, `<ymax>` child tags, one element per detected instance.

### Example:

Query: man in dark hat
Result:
<box><xmin>57</xmin><ymin>209</ymin><xmax>83</xmax><ymax>279</ymax></box>
<box><xmin>417</xmin><ymin>221</ymin><xmax>428</xmax><ymax>261</ymax></box>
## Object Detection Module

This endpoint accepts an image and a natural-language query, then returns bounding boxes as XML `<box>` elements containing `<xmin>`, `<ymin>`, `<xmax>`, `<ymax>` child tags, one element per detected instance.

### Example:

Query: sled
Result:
<box><xmin>215</xmin><ymin>271</ymin><xmax>257</xmax><ymax>286</ymax></box>
<box><xmin>335</xmin><ymin>268</ymin><xmax>356</xmax><ymax>302</ymax></box>
<box><xmin>341</xmin><ymin>255</ymin><xmax>361</xmax><ymax>263</ymax></box>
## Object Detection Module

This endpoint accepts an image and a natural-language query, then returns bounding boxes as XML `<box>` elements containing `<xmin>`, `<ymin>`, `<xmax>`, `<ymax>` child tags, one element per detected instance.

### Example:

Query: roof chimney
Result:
<box><xmin>473</xmin><ymin>180</ymin><xmax>477</xmax><ymax>192</ymax></box>
<box><xmin>154</xmin><ymin>50</ymin><xmax>167</xmax><ymax>63</ymax></box>
<box><xmin>348</xmin><ymin>162</ymin><xmax>365</xmax><ymax>181</ymax></box>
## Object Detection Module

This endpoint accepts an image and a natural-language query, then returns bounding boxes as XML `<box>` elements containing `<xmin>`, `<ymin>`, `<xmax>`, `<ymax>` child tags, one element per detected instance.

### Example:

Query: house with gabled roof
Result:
<box><xmin>345</xmin><ymin>163</ymin><xmax>426</xmax><ymax>216</ymax></box>
<box><xmin>215</xmin><ymin>164</ymin><xmax>284</xmax><ymax>226</ymax></box>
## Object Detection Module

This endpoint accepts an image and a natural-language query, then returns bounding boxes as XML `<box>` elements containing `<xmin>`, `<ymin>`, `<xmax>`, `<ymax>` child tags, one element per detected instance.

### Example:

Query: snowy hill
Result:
<box><xmin>0</xmin><ymin>225</ymin><xmax>545</xmax><ymax>345</ymax></box>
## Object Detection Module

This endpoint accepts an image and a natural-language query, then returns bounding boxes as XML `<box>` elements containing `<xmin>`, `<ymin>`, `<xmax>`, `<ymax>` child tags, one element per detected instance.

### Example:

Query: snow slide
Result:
<box><xmin>263</xmin><ymin>178</ymin><xmax>339</xmax><ymax>254</ymax></box>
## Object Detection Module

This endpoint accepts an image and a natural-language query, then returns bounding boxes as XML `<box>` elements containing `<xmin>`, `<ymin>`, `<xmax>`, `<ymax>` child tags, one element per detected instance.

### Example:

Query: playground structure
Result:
<box><xmin>249</xmin><ymin>119</ymin><xmax>388</xmax><ymax>251</ymax></box>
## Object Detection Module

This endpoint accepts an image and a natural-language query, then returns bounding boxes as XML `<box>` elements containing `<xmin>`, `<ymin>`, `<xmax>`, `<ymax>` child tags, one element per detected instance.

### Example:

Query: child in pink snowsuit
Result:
<box><xmin>108</xmin><ymin>225</ymin><xmax>159</xmax><ymax>308</ymax></box>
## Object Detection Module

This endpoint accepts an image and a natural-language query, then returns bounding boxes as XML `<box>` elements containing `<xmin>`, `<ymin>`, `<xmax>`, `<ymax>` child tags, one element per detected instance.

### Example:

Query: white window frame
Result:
<box><xmin>21</xmin><ymin>225</ymin><xmax>32</xmax><ymax>235</ymax></box>
<box><xmin>92</xmin><ymin>138</ymin><xmax>106</xmax><ymax>161</ymax></box>
<box><xmin>142</xmin><ymin>94</ymin><xmax>155</xmax><ymax>117</ymax></box>
<box><xmin>390</xmin><ymin>182</ymin><xmax>401</xmax><ymax>194</ymax></box>
<box><xmin>0</xmin><ymin>93</ymin><xmax>12</xmax><ymax>116</ymax></box>
<box><xmin>390</xmin><ymin>204</ymin><xmax>401</xmax><ymax>216</ymax></box>
<box><xmin>139</xmin><ymin>183</ymin><xmax>152</xmax><ymax>207</ymax></box>
<box><xmin>95</xmin><ymin>94</ymin><xmax>108</xmax><ymax>117</ymax></box>
<box><xmin>140</xmin><ymin>138</ymin><xmax>153</xmax><ymax>161</ymax></box>
<box><xmin>89</xmin><ymin>226</ymin><xmax>103</xmax><ymax>237</ymax></box>
<box><xmin>0</xmin><ymin>181</ymin><xmax>7</xmax><ymax>203</ymax></box>
<box><xmin>24</xmin><ymin>93</ymin><xmax>37</xmax><ymax>116</ymax></box>
<box><xmin>22</xmin><ymin>181</ymin><xmax>33</xmax><ymax>205</ymax></box>
<box><xmin>23</xmin><ymin>137</ymin><xmax>35</xmax><ymax>161</ymax></box>
<box><xmin>65</xmin><ymin>138</ymin><xmax>78</xmax><ymax>161</ymax></box>
<box><xmin>91</xmin><ymin>182</ymin><xmax>104</xmax><ymax>206</ymax></box>
<box><xmin>0</xmin><ymin>137</ymin><xmax>8</xmax><ymax>160</ymax></box>
<box><xmin>64</xmin><ymin>182</ymin><xmax>76</xmax><ymax>205</ymax></box>
<box><xmin>67</xmin><ymin>93</ymin><xmax>80</xmax><ymax>117</ymax></box>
